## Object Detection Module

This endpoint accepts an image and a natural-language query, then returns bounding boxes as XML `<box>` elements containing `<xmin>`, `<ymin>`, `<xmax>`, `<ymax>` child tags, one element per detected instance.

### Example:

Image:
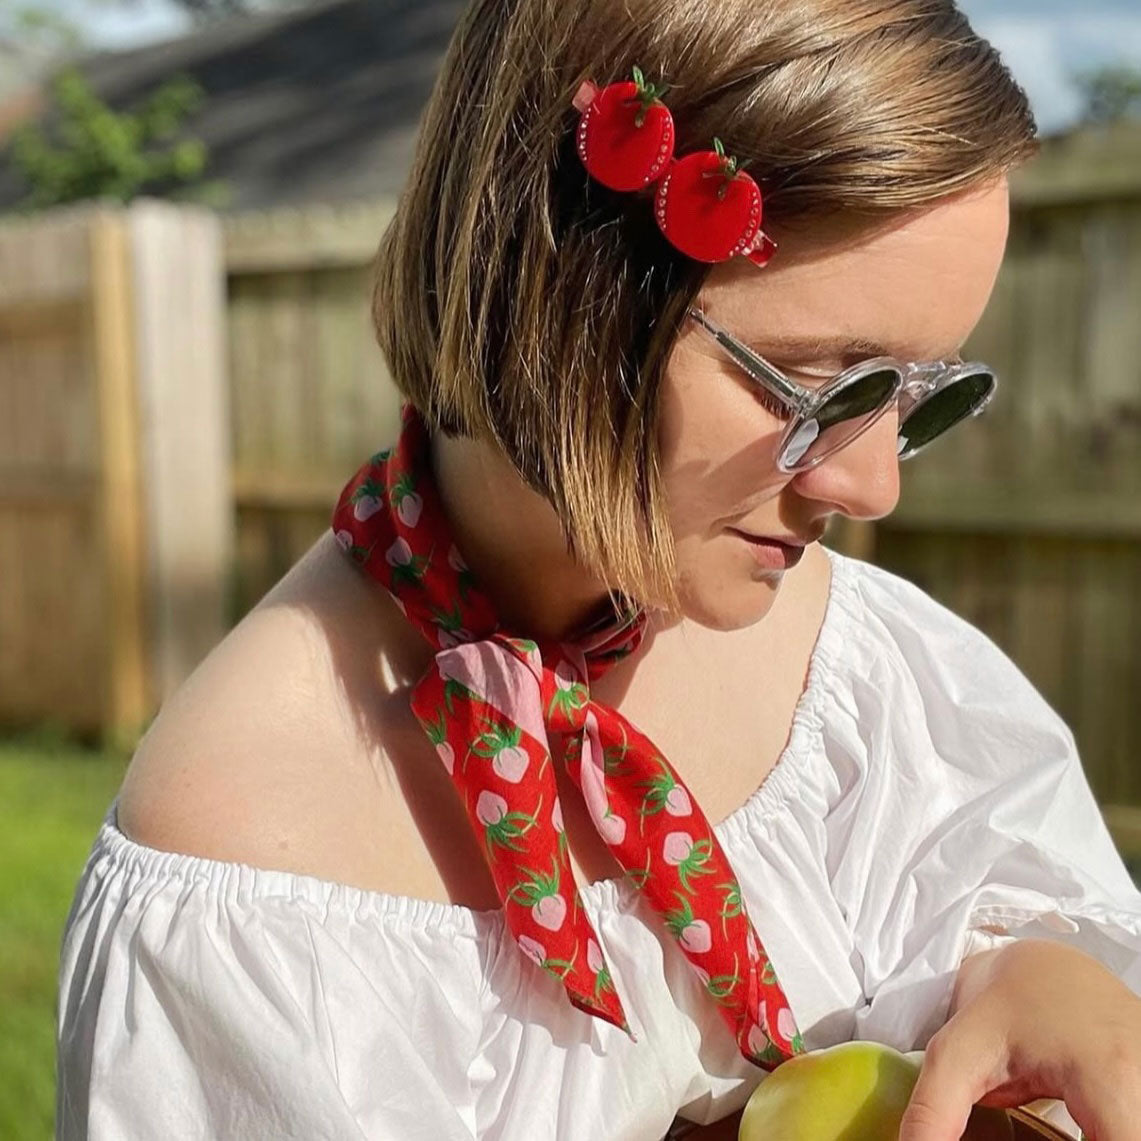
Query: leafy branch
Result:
<box><xmin>7</xmin><ymin>66</ymin><xmax>227</xmax><ymax>210</ymax></box>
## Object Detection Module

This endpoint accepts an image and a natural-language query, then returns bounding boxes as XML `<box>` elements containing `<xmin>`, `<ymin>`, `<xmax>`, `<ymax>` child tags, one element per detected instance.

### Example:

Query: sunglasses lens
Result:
<box><xmin>897</xmin><ymin>369</ymin><xmax>994</xmax><ymax>459</ymax></box>
<box><xmin>781</xmin><ymin>368</ymin><xmax>899</xmax><ymax>470</ymax></box>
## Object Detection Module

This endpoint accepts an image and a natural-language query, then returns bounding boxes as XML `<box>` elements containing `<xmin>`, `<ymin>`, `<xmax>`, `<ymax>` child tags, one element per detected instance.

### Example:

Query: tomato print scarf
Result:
<box><xmin>331</xmin><ymin>403</ymin><xmax>805</xmax><ymax>1069</ymax></box>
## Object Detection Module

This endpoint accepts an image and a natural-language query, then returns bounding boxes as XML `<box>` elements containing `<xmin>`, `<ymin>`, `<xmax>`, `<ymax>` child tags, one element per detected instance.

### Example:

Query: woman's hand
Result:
<box><xmin>898</xmin><ymin>938</ymin><xmax>1141</xmax><ymax>1141</ymax></box>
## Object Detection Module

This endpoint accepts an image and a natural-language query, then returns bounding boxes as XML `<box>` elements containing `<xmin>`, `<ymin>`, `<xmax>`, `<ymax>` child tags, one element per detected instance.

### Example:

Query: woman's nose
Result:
<box><xmin>788</xmin><ymin>405</ymin><xmax>902</xmax><ymax>521</ymax></box>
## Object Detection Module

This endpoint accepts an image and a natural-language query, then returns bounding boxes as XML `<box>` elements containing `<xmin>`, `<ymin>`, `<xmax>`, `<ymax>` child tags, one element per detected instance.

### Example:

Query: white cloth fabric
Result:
<box><xmin>57</xmin><ymin>547</ymin><xmax>1141</xmax><ymax>1141</ymax></box>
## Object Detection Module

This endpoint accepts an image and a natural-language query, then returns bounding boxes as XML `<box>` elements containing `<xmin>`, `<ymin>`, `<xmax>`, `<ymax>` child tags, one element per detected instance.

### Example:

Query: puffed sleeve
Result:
<box><xmin>823</xmin><ymin>562</ymin><xmax>1141</xmax><ymax>1054</ymax></box>
<box><xmin>57</xmin><ymin>806</ymin><xmax>488</xmax><ymax>1141</ymax></box>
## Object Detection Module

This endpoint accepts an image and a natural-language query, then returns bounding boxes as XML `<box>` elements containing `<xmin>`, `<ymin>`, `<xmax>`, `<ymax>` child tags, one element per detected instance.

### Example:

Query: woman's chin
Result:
<box><xmin>676</xmin><ymin>571</ymin><xmax>784</xmax><ymax>632</ymax></box>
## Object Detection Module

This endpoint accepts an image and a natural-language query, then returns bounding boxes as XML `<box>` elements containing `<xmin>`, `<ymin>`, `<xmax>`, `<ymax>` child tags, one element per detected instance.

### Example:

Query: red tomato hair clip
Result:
<box><xmin>572</xmin><ymin>66</ymin><xmax>777</xmax><ymax>267</ymax></box>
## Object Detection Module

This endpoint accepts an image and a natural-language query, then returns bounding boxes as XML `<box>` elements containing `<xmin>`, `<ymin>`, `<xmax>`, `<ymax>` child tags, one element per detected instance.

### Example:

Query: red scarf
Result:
<box><xmin>331</xmin><ymin>404</ymin><xmax>805</xmax><ymax>1069</ymax></box>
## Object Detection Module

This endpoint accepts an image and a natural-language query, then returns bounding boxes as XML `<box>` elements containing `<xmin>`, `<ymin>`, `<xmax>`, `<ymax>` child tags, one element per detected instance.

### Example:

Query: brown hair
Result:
<box><xmin>371</xmin><ymin>0</ymin><xmax>1036</xmax><ymax>610</ymax></box>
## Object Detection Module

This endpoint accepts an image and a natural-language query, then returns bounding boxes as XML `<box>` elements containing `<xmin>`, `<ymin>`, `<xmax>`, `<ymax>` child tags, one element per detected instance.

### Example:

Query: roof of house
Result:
<box><xmin>0</xmin><ymin>0</ymin><xmax>466</xmax><ymax>213</ymax></box>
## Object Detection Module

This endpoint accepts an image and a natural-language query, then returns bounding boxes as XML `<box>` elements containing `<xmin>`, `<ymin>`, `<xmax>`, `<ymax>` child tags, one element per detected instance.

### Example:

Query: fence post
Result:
<box><xmin>127</xmin><ymin>199</ymin><xmax>232</xmax><ymax>712</ymax></box>
<box><xmin>90</xmin><ymin>208</ymin><xmax>149</xmax><ymax>746</ymax></box>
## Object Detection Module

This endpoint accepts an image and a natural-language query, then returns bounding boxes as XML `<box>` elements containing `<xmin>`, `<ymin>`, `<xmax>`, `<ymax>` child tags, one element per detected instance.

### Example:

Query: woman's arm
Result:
<box><xmin>949</xmin><ymin>944</ymin><xmax>1008</xmax><ymax>1015</ymax></box>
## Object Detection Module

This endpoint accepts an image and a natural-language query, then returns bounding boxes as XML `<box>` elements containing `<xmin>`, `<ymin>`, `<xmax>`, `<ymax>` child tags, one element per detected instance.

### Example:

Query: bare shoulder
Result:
<box><xmin>117</xmin><ymin>530</ymin><xmax>497</xmax><ymax>907</ymax></box>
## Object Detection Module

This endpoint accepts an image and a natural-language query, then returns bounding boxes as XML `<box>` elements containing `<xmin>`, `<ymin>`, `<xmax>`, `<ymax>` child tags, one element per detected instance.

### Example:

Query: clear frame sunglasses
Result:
<box><xmin>686</xmin><ymin>307</ymin><xmax>998</xmax><ymax>474</ymax></box>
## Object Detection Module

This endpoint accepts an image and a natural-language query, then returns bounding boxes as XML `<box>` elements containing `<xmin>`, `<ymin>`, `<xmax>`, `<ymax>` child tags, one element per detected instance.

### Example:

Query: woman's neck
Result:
<box><xmin>429</xmin><ymin>429</ymin><xmax>624</xmax><ymax>642</ymax></box>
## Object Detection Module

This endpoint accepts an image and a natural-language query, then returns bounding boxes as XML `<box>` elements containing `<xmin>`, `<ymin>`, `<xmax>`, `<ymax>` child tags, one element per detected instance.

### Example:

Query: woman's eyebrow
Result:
<box><xmin>742</xmin><ymin>334</ymin><xmax>894</xmax><ymax>360</ymax></box>
<box><xmin>743</xmin><ymin>334</ymin><xmax>967</xmax><ymax>363</ymax></box>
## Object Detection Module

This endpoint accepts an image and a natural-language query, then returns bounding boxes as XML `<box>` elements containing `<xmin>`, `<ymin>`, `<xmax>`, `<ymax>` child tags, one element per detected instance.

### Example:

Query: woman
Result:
<box><xmin>57</xmin><ymin>1</ymin><xmax>1141</xmax><ymax>1138</ymax></box>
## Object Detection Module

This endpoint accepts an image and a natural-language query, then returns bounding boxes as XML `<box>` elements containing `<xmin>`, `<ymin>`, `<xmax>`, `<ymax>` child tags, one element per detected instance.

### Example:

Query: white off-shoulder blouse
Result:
<box><xmin>56</xmin><ymin>548</ymin><xmax>1141</xmax><ymax>1140</ymax></box>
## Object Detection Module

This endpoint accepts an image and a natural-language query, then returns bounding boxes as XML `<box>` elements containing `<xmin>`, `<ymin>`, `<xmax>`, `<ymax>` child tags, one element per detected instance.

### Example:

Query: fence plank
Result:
<box><xmin>90</xmin><ymin>209</ymin><xmax>148</xmax><ymax>742</ymax></box>
<box><xmin>128</xmin><ymin>200</ymin><xmax>232</xmax><ymax>704</ymax></box>
<box><xmin>1104</xmin><ymin>805</ymin><xmax>1141</xmax><ymax>860</ymax></box>
<box><xmin>1007</xmin><ymin>536</ymin><xmax>1072</xmax><ymax>727</ymax></box>
<box><xmin>223</xmin><ymin>201</ymin><xmax>395</xmax><ymax>273</ymax></box>
<box><xmin>890</xmin><ymin>486</ymin><xmax>1141</xmax><ymax>537</ymax></box>
<box><xmin>0</xmin><ymin>208</ymin><xmax>107</xmax><ymax>733</ymax></box>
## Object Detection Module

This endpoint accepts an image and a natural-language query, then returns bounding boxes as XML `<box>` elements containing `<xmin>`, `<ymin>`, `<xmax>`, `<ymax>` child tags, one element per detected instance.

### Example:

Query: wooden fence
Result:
<box><xmin>0</xmin><ymin>207</ymin><xmax>137</xmax><ymax>738</ymax></box>
<box><xmin>223</xmin><ymin>201</ymin><xmax>402</xmax><ymax>614</ymax></box>
<box><xmin>1</xmin><ymin>127</ymin><xmax>1139</xmax><ymax>859</ymax></box>
<box><xmin>868</xmin><ymin>134</ymin><xmax>1141</xmax><ymax>813</ymax></box>
<box><xmin>0</xmin><ymin>201</ymin><xmax>230</xmax><ymax>743</ymax></box>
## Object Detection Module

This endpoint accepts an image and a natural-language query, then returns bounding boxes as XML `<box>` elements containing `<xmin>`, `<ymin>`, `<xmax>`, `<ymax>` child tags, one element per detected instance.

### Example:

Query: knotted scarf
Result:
<box><xmin>331</xmin><ymin>403</ymin><xmax>805</xmax><ymax>1070</ymax></box>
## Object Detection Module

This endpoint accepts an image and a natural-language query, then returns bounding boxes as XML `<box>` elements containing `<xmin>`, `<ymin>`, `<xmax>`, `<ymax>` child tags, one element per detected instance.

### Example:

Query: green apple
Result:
<box><xmin>738</xmin><ymin>1041</ymin><xmax>1014</xmax><ymax>1141</ymax></box>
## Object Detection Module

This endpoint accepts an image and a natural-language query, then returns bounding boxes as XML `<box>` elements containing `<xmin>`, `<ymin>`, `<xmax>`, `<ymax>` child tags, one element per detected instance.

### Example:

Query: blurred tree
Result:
<box><xmin>1074</xmin><ymin>63</ymin><xmax>1141</xmax><ymax>125</ymax></box>
<box><xmin>5</xmin><ymin>65</ymin><xmax>228</xmax><ymax>209</ymax></box>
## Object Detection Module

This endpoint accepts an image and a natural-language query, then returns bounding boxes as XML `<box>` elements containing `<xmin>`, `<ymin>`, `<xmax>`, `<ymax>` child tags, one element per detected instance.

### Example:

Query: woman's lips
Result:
<box><xmin>731</xmin><ymin>529</ymin><xmax>806</xmax><ymax>571</ymax></box>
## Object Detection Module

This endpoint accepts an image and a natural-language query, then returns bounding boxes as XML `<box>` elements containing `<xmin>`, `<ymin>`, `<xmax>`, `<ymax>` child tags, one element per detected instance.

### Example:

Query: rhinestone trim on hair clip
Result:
<box><xmin>572</xmin><ymin>65</ymin><xmax>776</xmax><ymax>267</ymax></box>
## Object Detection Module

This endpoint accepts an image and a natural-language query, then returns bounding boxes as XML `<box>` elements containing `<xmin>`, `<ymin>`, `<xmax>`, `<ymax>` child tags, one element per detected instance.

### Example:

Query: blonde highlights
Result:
<box><xmin>371</xmin><ymin>0</ymin><xmax>1036</xmax><ymax>609</ymax></box>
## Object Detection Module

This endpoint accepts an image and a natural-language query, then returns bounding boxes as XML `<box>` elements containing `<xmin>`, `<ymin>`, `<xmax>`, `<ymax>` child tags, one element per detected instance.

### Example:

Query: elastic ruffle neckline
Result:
<box><xmin>86</xmin><ymin>546</ymin><xmax>860</xmax><ymax>940</ymax></box>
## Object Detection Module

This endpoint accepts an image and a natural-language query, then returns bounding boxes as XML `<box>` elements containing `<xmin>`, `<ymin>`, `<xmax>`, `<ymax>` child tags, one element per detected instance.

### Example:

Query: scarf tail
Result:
<box><xmin>410</xmin><ymin>663</ymin><xmax>632</xmax><ymax>1035</ymax></box>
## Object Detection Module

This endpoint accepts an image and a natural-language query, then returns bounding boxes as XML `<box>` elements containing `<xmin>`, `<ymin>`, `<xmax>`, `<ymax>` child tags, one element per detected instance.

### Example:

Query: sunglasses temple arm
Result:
<box><xmin>688</xmin><ymin>310</ymin><xmax>803</xmax><ymax>406</ymax></box>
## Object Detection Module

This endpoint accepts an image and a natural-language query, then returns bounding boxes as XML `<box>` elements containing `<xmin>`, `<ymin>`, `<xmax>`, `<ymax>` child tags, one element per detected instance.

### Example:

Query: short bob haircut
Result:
<box><xmin>371</xmin><ymin>0</ymin><xmax>1037</xmax><ymax>611</ymax></box>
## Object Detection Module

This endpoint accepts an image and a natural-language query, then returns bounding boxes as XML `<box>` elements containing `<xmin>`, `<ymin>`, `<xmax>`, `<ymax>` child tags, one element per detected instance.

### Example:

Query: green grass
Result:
<box><xmin>0</xmin><ymin>729</ymin><xmax>128</xmax><ymax>1141</ymax></box>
